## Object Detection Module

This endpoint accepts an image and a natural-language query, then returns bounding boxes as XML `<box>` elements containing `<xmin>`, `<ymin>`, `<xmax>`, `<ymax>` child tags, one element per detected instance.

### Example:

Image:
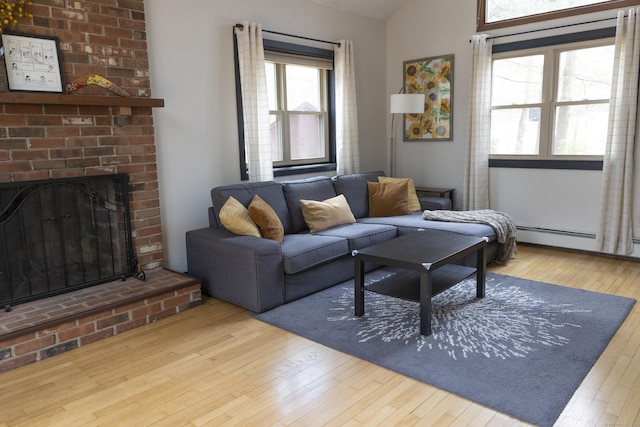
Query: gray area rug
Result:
<box><xmin>251</xmin><ymin>269</ymin><xmax>636</xmax><ymax>427</ymax></box>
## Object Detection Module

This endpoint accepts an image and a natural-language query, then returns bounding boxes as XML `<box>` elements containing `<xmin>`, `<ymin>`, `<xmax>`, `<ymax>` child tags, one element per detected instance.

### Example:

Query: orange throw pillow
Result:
<box><xmin>367</xmin><ymin>180</ymin><xmax>411</xmax><ymax>217</ymax></box>
<box><xmin>378</xmin><ymin>176</ymin><xmax>421</xmax><ymax>212</ymax></box>
<box><xmin>248</xmin><ymin>195</ymin><xmax>284</xmax><ymax>243</ymax></box>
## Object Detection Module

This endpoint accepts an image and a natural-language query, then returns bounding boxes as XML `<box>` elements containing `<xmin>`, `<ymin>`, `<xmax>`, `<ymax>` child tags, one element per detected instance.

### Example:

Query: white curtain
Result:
<box><xmin>463</xmin><ymin>34</ymin><xmax>493</xmax><ymax>210</ymax></box>
<box><xmin>334</xmin><ymin>39</ymin><xmax>360</xmax><ymax>175</ymax></box>
<box><xmin>596</xmin><ymin>8</ymin><xmax>640</xmax><ymax>255</ymax></box>
<box><xmin>234</xmin><ymin>21</ymin><xmax>273</xmax><ymax>182</ymax></box>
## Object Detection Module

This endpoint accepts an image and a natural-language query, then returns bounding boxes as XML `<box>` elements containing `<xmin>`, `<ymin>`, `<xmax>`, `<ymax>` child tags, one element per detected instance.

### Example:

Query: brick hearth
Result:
<box><xmin>0</xmin><ymin>269</ymin><xmax>201</xmax><ymax>373</ymax></box>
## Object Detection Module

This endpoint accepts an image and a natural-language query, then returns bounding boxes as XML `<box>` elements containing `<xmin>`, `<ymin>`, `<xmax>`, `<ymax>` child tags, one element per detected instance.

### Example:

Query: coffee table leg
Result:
<box><xmin>476</xmin><ymin>245</ymin><xmax>486</xmax><ymax>298</ymax></box>
<box><xmin>354</xmin><ymin>257</ymin><xmax>364</xmax><ymax>317</ymax></box>
<box><xmin>419</xmin><ymin>271</ymin><xmax>433</xmax><ymax>336</ymax></box>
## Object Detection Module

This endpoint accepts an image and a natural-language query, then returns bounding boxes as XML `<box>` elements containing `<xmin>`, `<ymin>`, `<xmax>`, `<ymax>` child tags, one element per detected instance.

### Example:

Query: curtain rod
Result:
<box><xmin>481</xmin><ymin>14</ymin><xmax>621</xmax><ymax>41</ymax></box>
<box><xmin>234</xmin><ymin>23</ymin><xmax>340</xmax><ymax>46</ymax></box>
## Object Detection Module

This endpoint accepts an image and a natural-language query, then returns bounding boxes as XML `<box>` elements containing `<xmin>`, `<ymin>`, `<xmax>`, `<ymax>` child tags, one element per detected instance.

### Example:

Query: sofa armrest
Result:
<box><xmin>419</xmin><ymin>196</ymin><xmax>452</xmax><ymax>210</ymax></box>
<box><xmin>186</xmin><ymin>227</ymin><xmax>285</xmax><ymax>312</ymax></box>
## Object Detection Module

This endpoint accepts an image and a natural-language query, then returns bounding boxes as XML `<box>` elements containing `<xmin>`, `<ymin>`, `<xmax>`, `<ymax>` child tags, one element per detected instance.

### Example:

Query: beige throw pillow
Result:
<box><xmin>300</xmin><ymin>194</ymin><xmax>356</xmax><ymax>233</ymax></box>
<box><xmin>219</xmin><ymin>196</ymin><xmax>261</xmax><ymax>237</ymax></box>
<box><xmin>248</xmin><ymin>194</ymin><xmax>285</xmax><ymax>243</ymax></box>
<box><xmin>367</xmin><ymin>180</ymin><xmax>411</xmax><ymax>217</ymax></box>
<box><xmin>378</xmin><ymin>176</ymin><xmax>421</xmax><ymax>212</ymax></box>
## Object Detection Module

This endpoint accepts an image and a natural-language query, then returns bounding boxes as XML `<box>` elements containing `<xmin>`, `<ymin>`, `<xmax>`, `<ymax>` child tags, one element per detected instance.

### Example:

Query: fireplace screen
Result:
<box><xmin>0</xmin><ymin>174</ymin><xmax>136</xmax><ymax>308</ymax></box>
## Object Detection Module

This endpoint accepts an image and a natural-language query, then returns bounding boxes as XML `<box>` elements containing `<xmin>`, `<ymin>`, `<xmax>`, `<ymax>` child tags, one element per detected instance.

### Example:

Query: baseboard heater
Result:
<box><xmin>516</xmin><ymin>226</ymin><xmax>640</xmax><ymax>245</ymax></box>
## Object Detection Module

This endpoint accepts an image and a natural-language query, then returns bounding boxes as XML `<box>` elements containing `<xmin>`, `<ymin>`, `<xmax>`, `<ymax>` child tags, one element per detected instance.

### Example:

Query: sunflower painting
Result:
<box><xmin>402</xmin><ymin>55</ymin><xmax>454</xmax><ymax>141</ymax></box>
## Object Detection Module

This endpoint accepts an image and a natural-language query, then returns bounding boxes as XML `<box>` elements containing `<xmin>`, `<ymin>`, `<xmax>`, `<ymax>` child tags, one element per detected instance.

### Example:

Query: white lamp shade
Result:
<box><xmin>390</xmin><ymin>93</ymin><xmax>425</xmax><ymax>114</ymax></box>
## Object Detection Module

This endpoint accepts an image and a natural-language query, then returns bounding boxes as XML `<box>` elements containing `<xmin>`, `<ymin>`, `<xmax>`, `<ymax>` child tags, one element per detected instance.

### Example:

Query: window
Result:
<box><xmin>234</xmin><ymin>38</ymin><xmax>336</xmax><ymax>180</ymax></box>
<box><xmin>477</xmin><ymin>0</ymin><xmax>637</xmax><ymax>31</ymax></box>
<box><xmin>265</xmin><ymin>56</ymin><xmax>330</xmax><ymax>167</ymax></box>
<box><xmin>490</xmin><ymin>37</ymin><xmax>615</xmax><ymax>163</ymax></box>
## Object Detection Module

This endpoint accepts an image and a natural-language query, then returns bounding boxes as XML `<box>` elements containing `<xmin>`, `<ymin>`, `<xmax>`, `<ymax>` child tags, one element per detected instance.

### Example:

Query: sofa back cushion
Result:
<box><xmin>332</xmin><ymin>171</ymin><xmax>385</xmax><ymax>218</ymax></box>
<box><xmin>211</xmin><ymin>181</ymin><xmax>292</xmax><ymax>234</ymax></box>
<box><xmin>282</xmin><ymin>176</ymin><xmax>337</xmax><ymax>233</ymax></box>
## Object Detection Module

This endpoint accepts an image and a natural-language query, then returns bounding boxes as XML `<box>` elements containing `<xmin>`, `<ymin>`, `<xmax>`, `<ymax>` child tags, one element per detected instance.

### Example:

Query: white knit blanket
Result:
<box><xmin>422</xmin><ymin>209</ymin><xmax>517</xmax><ymax>264</ymax></box>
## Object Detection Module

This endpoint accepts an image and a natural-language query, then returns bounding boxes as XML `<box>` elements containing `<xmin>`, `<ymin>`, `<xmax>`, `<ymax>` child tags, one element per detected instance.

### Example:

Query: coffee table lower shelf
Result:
<box><xmin>365</xmin><ymin>264</ymin><xmax>477</xmax><ymax>302</ymax></box>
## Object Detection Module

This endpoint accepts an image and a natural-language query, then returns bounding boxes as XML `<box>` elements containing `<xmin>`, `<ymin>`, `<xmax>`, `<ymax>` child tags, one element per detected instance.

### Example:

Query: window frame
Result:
<box><xmin>488</xmin><ymin>28</ymin><xmax>616</xmax><ymax>170</ymax></box>
<box><xmin>267</xmin><ymin>61</ymin><xmax>330</xmax><ymax>167</ymax></box>
<box><xmin>234</xmin><ymin>37</ymin><xmax>336</xmax><ymax>180</ymax></box>
<box><xmin>477</xmin><ymin>0</ymin><xmax>637</xmax><ymax>32</ymax></box>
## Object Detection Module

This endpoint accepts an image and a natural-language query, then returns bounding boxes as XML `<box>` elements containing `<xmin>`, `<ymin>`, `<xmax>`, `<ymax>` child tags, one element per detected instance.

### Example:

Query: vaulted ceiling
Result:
<box><xmin>306</xmin><ymin>0</ymin><xmax>410</xmax><ymax>21</ymax></box>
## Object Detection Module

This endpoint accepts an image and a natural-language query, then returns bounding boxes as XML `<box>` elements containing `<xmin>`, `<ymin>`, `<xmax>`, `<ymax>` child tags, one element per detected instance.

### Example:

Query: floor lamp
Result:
<box><xmin>389</xmin><ymin>92</ymin><xmax>425</xmax><ymax>177</ymax></box>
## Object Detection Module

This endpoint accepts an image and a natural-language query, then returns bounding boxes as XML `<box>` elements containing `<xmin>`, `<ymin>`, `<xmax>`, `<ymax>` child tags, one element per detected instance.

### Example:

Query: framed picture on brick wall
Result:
<box><xmin>0</xmin><ymin>32</ymin><xmax>65</xmax><ymax>93</ymax></box>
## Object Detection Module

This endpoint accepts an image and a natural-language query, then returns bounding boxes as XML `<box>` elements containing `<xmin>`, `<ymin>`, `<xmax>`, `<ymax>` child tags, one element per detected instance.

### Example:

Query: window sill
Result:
<box><xmin>273</xmin><ymin>163</ymin><xmax>336</xmax><ymax>177</ymax></box>
<box><xmin>489</xmin><ymin>159</ymin><xmax>603</xmax><ymax>170</ymax></box>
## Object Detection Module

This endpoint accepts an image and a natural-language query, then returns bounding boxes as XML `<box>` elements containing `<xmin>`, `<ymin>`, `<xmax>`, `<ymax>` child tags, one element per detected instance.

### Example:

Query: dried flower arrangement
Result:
<box><xmin>0</xmin><ymin>0</ymin><xmax>33</xmax><ymax>33</ymax></box>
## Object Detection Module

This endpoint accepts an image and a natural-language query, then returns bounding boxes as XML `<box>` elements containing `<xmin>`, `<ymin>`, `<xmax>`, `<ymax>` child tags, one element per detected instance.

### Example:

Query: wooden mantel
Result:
<box><xmin>0</xmin><ymin>92</ymin><xmax>164</xmax><ymax>108</ymax></box>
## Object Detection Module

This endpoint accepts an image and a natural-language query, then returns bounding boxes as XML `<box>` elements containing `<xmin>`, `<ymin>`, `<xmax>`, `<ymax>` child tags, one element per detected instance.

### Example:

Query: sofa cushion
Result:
<box><xmin>282</xmin><ymin>176</ymin><xmax>337</xmax><ymax>233</ymax></box>
<box><xmin>281</xmin><ymin>233</ymin><xmax>349</xmax><ymax>274</ymax></box>
<box><xmin>211</xmin><ymin>181</ymin><xmax>292</xmax><ymax>233</ymax></box>
<box><xmin>367</xmin><ymin>180</ymin><xmax>411</xmax><ymax>217</ymax></box>
<box><xmin>378</xmin><ymin>176</ymin><xmax>421</xmax><ymax>212</ymax></box>
<box><xmin>249</xmin><ymin>195</ymin><xmax>285</xmax><ymax>243</ymax></box>
<box><xmin>218</xmin><ymin>196</ymin><xmax>261</xmax><ymax>237</ymax></box>
<box><xmin>332</xmin><ymin>171</ymin><xmax>385</xmax><ymax>219</ymax></box>
<box><xmin>316</xmin><ymin>222</ymin><xmax>397</xmax><ymax>251</ymax></box>
<box><xmin>300</xmin><ymin>194</ymin><xmax>356</xmax><ymax>233</ymax></box>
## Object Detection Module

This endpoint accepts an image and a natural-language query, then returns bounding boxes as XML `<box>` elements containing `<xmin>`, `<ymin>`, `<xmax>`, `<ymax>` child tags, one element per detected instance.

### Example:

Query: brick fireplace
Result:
<box><xmin>0</xmin><ymin>1</ymin><xmax>202</xmax><ymax>373</ymax></box>
<box><xmin>0</xmin><ymin>0</ymin><xmax>162</xmax><ymax>270</ymax></box>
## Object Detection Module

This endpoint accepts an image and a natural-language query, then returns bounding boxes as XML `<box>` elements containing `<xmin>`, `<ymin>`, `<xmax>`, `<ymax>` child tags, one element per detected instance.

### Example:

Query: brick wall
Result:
<box><xmin>0</xmin><ymin>0</ymin><xmax>162</xmax><ymax>272</ymax></box>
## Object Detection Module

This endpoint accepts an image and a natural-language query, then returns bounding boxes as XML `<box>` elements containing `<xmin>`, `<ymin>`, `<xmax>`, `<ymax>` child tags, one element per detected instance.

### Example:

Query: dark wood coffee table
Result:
<box><xmin>353</xmin><ymin>229</ymin><xmax>488</xmax><ymax>336</ymax></box>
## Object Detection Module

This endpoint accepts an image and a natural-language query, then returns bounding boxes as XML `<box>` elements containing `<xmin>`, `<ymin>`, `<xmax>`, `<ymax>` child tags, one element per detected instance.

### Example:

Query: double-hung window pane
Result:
<box><xmin>553</xmin><ymin>45</ymin><xmax>613</xmax><ymax>156</ymax></box>
<box><xmin>266</xmin><ymin>60</ymin><xmax>328</xmax><ymax>166</ymax></box>
<box><xmin>490</xmin><ymin>40</ymin><xmax>613</xmax><ymax>160</ymax></box>
<box><xmin>286</xmin><ymin>65</ymin><xmax>325</xmax><ymax>160</ymax></box>
<box><xmin>287</xmin><ymin>65</ymin><xmax>321</xmax><ymax>111</ymax></box>
<box><xmin>266</xmin><ymin>63</ymin><xmax>283</xmax><ymax>161</ymax></box>
<box><xmin>490</xmin><ymin>55</ymin><xmax>544</xmax><ymax>155</ymax></box>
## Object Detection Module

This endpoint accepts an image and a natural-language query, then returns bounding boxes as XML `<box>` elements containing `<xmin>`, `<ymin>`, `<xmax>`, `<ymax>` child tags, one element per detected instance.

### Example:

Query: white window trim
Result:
<box><xmin>490</xmin><ymin>37</ymin><xmax>615</xmax><ymax>162</ymax></box>
<box><xmin>266</xmin><ymin>59</ymin><xmax>330</xmax><ymax>167</ymax></box>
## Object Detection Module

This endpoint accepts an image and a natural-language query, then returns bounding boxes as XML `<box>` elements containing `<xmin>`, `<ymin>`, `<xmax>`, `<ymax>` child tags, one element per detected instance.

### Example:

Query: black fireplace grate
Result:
<box><xmin>0</xmin><ymin>174</ymin><xmax>136</xmax><ymax>309</ymax></box>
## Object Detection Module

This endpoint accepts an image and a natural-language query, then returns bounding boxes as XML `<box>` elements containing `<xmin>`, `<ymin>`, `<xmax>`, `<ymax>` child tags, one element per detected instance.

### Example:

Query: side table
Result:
<box><xmin>415</xmin><ymin>187</ymin><xmax>455</xmax><ymax>210</ymax></box>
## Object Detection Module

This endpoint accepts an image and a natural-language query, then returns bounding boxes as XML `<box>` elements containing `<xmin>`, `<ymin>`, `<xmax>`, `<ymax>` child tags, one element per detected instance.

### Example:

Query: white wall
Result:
<box><xmin>387</xmin><ymin>0</ymin><xmax>640</xmax><ymax>257</ymax></box>
<box><xmin>144</xmin><ymin>0</ymin><xmax>387</xmax><ymax>272</ymax></box>
<box><xmin>386</xmin><ymin>0</ymin><xmax>476</xmax><ymax>196</ymax></box>
<box><xmin>146</xmin><ymin>0</ymin><xmax>640</xmax><ymax>272</ymax></box>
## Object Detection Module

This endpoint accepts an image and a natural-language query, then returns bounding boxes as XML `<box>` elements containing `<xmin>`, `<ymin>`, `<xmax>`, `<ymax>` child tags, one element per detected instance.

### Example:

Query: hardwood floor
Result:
<box><xmin>0</xmin><ymin>244</ymin><xmax>639</xmax><ymax>426</ymax></box>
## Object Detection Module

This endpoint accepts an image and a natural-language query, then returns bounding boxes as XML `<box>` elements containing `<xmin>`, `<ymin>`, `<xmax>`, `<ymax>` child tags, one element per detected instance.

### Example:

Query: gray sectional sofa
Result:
<box><xmin>186</xmin><ymin>171</ymin><xmax>498</xmax><ymax>313</ymax></box>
